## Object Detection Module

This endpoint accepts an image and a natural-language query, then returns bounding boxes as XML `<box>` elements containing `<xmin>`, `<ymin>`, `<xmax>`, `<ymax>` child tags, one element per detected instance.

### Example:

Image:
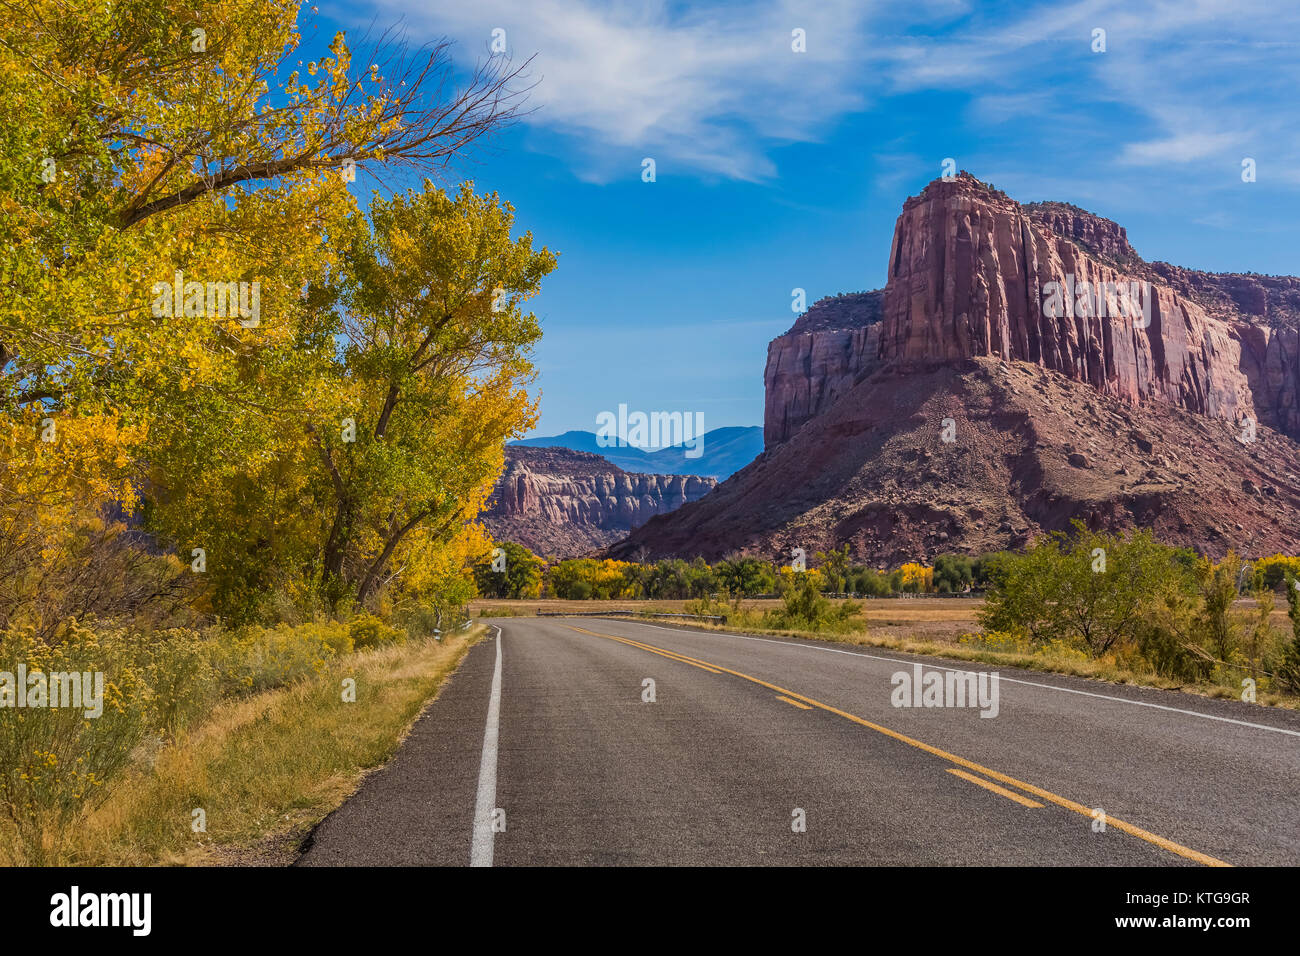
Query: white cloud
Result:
<box><xmin>365</xmin><ymin>0</ymin><xmax>894</xmax><ymax>180</ymax></box>
<box><xmin>357</xmin><ymin>0</ymin><xmax>1300</xmax><ymax>187</ymax></box>
<box><xmin>877</xmin><ymin>0</ymin><xmax>1300</xmax><ymax>186</ymax></box>
<box><xmin>1119</xmin><ymin>131</ymin><xmax>1240</xmax><ymax>166</ymax></box>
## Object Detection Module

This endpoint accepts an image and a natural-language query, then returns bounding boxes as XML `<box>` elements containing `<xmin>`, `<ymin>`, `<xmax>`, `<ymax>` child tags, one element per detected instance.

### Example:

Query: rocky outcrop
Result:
<box><xmin>878</xmin><ymin>174</ymin><xmax>1261</xmax><ymax>428</ymax></box>
<box><xmin>614</xmin><ymin>359</ymin><xmax>1300</xmax><ymax>564</ymax></box>
<box><xmin>1148</xmin><ymin>263</ymin><xmax>1300</xmax><ymax>327</ymax></box>
<box><xmin>620</xmin><ymin>174</ymin><xmax>1300</xmax><ymax>564</ymax></box>
<box><xmin>1021</xmin><ymin>201</ymin><xmax>1141</xmax><ymax>268</ymax></box>
<box><xmin>762</xmin><ymin>173</ymin><xmax>1300</xmax><ymax>448</ymax></box>
<box><xmin>764</xmin><ymin>291</ymin><xmax>884</xmax><ymax>446</ymax></box>
<box><xmin>483</xmin><ymin>446</ymin><xmax>716</xmax><ymax>558</ymax></box>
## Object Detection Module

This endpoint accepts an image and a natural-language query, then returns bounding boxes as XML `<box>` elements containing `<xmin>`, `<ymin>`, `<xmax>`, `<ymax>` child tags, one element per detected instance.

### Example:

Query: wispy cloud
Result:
<box><xmin>363</xmin><ymin>0</ymin><xmax>924</xmax><ymax>181</ymax></box>
<box><xmin>358</xmin><ymin>0</ymin><xmax>1300</xmax><ymax>189</ymax></box>
<box><xmin>878</xmin><ymin>0</ymin><xmax>1300</xmax><ymax>187</ymax></box>
<box><xmin>1119</xmin><ymin>131</ymin><xmax>1240</xmax><ymax>166</ymax></box>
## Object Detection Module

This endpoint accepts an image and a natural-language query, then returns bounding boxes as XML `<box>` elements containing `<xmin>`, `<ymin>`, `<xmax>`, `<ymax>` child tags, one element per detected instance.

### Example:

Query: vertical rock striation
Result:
<box><xmin>763</xmin><ymin>172</ymin><xmax>1300</xmax><ymax>448</ymax></box>
<box><xmin>763</xmin><ymin>291</ymin><xmax>884</xmax><ymax>446</ymax></box>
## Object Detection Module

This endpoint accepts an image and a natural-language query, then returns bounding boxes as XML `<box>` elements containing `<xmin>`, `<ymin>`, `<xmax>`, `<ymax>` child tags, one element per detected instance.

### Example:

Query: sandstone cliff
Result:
<box><xmin>615</xmin><ymin>358</ymin><xmax>1300</xmax><ymax>564</ymax></box>
<box><xmin>483</xmin><ymin>446</ymin><xmax>716</xmax><ymax>558</ymax></box>
<box><xmin>764</xmin><ymin>291</ymin><xmax>884</xmax><ymax>446</ymax></box>
<box><xmin>616</xmin><ymin>174</ymin><xmax>1300</xmax><ymax>563</ymax></box>
<box><xmin>763</xmin><ymin>174</ymin><xmax>1300</xmax><ymax>450</ymax></box>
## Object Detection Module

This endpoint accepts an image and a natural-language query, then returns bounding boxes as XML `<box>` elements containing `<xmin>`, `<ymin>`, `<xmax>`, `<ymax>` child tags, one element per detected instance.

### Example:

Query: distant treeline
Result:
<box><xmin>475</xmin><ymin>541</ymin><xmax>1300</xmax><ymax>604</ymax></box>
<box><xmin>473</xmin><ymin>545</ymin><xmax>995</xmax><ymax>600</ymax></box>
<box><xmin>476</xmin><ymin>531</ymin><xmax>1300</xmax><ymax>696</ymax></box>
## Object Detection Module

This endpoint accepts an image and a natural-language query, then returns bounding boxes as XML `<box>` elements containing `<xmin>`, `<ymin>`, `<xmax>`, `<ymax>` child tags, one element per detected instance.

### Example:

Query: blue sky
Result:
<box><xmin>311</xmin><ymin>0</ymin><xmax>1300</xmax><ymax>438</ymax></box>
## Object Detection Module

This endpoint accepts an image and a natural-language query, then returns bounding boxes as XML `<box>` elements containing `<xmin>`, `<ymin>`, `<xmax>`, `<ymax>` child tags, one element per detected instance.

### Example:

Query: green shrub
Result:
<box><xmin>979</xmin><ymin>522</ymin><xmax>1197</xmax><ymax>656</ymax></box>
<box><xmin>764</xmin><ymin>574</ymin><xmax>863</xmax><ymax>633</ymax></box>
<box><xmin>1278</xmin><ymin>576</ymin><xmax>1300</xmax><ymax>693</ymax></box>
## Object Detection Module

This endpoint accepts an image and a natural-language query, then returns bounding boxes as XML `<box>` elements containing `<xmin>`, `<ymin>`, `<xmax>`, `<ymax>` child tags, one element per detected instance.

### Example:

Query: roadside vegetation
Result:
<box><xmin>479</xmin><ymin>530</ymin><xmax>1300</xmax><ymax>708</ymax></box>
<box><xmin>975</xmin><ymin>523</ymin><xmax>1300</xmax><ymax>700</ymax></box>
<box><xmin>1</xmin><ymin>2</ymin><xmax>546</xmax><ymax>863</ymax></box>
<box><xmin>0</xmin><ymin>621</ymin><xmax>482</xmax><ymax>865</ymax></box>
<box><xmin>472</xmin><ymin>545</ymin><xmax>993</xmax><ymax>600</ymax></box>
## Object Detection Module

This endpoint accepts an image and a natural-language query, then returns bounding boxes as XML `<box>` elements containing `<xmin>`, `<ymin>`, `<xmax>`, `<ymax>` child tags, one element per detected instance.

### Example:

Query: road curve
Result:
<box><xmin>297</xmin><ymin>617</ymin><xmax>1300</xmax><ymax>866</ymax></box>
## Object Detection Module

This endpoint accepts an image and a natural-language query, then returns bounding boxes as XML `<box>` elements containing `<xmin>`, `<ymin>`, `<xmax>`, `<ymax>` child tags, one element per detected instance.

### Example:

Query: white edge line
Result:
<box><xmin>616</xmin><ymin>619</ymin><xmax>1300</xmax><ymax>739</ymax></box>
<box><xmin>470</xmin><ymin>625</ymin><xmax>504</xmax><ymax>867</ymax></box>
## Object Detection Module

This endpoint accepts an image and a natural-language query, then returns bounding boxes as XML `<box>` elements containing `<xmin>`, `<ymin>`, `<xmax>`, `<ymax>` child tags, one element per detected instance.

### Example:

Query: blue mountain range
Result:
<box><xmin>511</xmin><ymin>425</ymin><xmax>763</xmax><ymax>480</ymax></box>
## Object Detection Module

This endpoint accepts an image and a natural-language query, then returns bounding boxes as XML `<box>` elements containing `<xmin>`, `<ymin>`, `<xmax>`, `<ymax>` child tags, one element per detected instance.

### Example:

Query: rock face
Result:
<box><xmin>613</xmin><ymin>359</ymin><xmax>1300</xmax><ymax>563</ymax></box>
<box><xmin>615</xmin><ymin>174</ymin><xmax>1300</xmax><ymax>563</ymax></box>
<box><xmin>764</xmin><ymin>291</ymin><xmax>884</xmax><ymax>446</ymax></box>
<box><xmin>483</xmin><ymin>446</ymin><xmax>716</xmax><ymax>558</ymax></box>
<box><xmin>873</xmin><ymin>172</ymin><xmax>1299</xmax><ymax>441</ymax></box>
<box><xmin>1020</xmin><ymin>201</ymin><xmax>1141</xmax><ymax>267</ymax></box>
<box><xmin>762</xmin><ymin>174</ymin><xmax>1300</xmax><ymax>450</ymax></box>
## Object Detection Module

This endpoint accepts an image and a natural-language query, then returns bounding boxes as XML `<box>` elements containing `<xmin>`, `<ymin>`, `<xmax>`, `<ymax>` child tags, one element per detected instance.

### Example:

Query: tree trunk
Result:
<box><xmin>355</xmin><ymin>508</ymin><xmax>433</xmax><ymax>605</ymax></box>
<box><xmin>374</xmin><ymin>384</ymin><xmax>400</xmax><ymax>439</ymax></box>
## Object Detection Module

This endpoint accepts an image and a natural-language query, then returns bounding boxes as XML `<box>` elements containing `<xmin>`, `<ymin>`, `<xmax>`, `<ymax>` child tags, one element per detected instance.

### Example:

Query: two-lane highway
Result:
<box><xmin>298</xmin><ymin>617</ymin><xmax>1300</xmax><ymax>866</ymax></box>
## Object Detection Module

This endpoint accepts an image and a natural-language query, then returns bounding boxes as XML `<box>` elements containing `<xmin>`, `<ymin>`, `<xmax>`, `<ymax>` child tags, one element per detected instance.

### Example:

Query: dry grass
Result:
<box><xmin>40</xmin><ymin>624</ymin><xmax>483</xmax><ymax>866</ymax></box>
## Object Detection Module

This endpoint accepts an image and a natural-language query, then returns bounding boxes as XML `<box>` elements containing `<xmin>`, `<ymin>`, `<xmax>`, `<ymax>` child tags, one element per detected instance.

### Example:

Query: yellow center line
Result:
<box><xmin>564</xmin><ymin>624</ymin><xmax>1232</xmax><ymax>867</ymax></box>
<box><xmin>948</xmin><ymin>768</ymin><xmax>1044</xmax><ymax>808</ymax></box>
<box><xmin>568</xmin><ymin>625</ymin><xmax>721</xmax><ymax>673</ymax></box>
<box><xmin>776</xmin><ymin>695</ymin><xmax>812</xmax><ymax>710</ymax></box>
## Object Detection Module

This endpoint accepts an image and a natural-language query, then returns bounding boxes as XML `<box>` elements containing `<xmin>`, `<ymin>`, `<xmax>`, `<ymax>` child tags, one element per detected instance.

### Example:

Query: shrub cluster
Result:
<box><xmin>978</xmin><ymin>522</ymin><xmax>1300</xmax><ymax>692</ymax></box>
<box><xmin>0</xmin><ymin>612</ymin><xmax>412</xmax><ymax>863</ymax></box>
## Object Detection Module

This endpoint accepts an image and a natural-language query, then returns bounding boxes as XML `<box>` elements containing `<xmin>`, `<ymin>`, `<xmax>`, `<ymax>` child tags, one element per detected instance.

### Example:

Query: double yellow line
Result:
<box><xmin>565</xmin><ymin>624</ymin><xmax>1230</xmax><ymax>867</ymax></box>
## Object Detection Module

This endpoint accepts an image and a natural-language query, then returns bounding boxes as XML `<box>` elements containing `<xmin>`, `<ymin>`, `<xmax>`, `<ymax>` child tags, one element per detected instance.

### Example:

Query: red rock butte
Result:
<box><xmin>767</xmin><ymin>172</ymin><xmax>1300</xmax><ymax>449</ymax></box>
<box><xmin>615</xmin><ymin>173</ymin><xmax>1300</xmax><ymax>563</ymax></box>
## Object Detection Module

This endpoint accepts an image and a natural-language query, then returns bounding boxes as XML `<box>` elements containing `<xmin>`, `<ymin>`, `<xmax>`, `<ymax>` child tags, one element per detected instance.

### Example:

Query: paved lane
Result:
<box><xmin>299</xmin><ymin>617</ymin><xmax>1300</xmax><ymax>866</ymax></box>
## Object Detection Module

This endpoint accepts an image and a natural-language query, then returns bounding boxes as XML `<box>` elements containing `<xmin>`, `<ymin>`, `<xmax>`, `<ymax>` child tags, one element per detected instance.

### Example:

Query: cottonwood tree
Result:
<box><xmin>473</xmin><ymin>542</ymin><xmax>544</xmax><ymax>600</ymax></box>
<box><xmin>814</xmin><ymin>545</ymin><xmax>851</xmax><ymax>594</ymax></box>
<box><xmin>4</xmin><ymin>0</ymin><xmax>530</xmax><ymax>416</ymax></box>
<box><xmin>309</xmin><ymin>183</ymin><xmax>556</xmax><ymax>607</ymax></box>
<box><xmin>0</xmin><ymin>0</ymin><xmax>532</xmax><ymax>622</ymax></box>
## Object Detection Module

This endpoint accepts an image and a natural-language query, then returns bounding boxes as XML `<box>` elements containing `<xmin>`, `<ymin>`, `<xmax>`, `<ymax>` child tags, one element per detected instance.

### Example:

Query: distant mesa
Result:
<box><xmin>482</xmin><ymin>445</ymin><xmax>716</xmax><ymax>560</ymax></box>
<box><xmin>510</xmin><ymin>425</ymin><xmax>763</xmax><ymax>480</ymax></box>
<box><xmin>609</xmin><ymin>171</ymin><xmax>1300</xmax><ymax>563</ymax></box>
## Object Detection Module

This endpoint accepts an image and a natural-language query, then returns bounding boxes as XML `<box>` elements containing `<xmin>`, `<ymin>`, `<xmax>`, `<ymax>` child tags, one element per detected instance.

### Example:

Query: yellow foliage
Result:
<box><xmin>899</xmin><ymin>563</ymin><xmax>934</xmax><ymax>593</ymax></box>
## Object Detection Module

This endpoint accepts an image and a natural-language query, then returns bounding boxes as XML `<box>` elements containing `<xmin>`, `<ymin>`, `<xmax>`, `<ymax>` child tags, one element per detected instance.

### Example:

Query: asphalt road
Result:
<box><xmin>298</xmin><ymin>617</ymin><xmax>1300</xmax><ymax>866</ymax></box>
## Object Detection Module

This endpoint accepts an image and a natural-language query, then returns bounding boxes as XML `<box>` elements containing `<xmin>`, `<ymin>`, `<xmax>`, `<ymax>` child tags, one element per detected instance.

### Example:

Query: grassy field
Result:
<box><xmin>10</xmin><ymin>624</ymin><xmax>485</xmax><ymax>866</ymax></box>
